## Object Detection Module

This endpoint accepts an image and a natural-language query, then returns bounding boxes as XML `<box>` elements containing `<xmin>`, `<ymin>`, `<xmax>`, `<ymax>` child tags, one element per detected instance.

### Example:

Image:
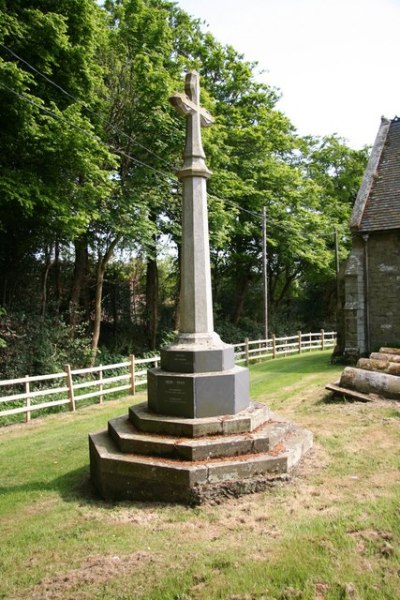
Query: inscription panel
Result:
<box><xmin>160</xmin><ymin>350</ymin><xmax>194</xmax><ymax>373</ymax></box>
<box><xmin>147</xmin><ymin>369</ymin><xmax>195</xmax><ymax>417</ymax></box>
<box><xmin>162</xmin><ymin>377</ymin><xmax>191</xmax><ymax>404</ymax></box>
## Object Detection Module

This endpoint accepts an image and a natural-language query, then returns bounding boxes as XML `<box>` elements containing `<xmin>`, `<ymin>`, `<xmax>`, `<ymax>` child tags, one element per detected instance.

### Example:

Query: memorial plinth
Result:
<box><xmin>89</xmin><ymin>71</ymin><xmax>313</xmax><ymax>504</ymax></box>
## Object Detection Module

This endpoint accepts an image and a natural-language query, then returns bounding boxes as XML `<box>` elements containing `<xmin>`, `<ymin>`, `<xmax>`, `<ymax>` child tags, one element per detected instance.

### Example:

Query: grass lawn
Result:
<box><xmin>0</xmin><ymin>351</ymin><xmax>399</xmax><ymax>600</ymax></box>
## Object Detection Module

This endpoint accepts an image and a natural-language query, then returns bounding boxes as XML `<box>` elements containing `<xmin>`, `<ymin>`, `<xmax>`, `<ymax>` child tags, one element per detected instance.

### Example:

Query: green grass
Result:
<box><xmin>0</xmin><ymin>351</ymin><xmax>399</xmax><ymax>600</ymax></box>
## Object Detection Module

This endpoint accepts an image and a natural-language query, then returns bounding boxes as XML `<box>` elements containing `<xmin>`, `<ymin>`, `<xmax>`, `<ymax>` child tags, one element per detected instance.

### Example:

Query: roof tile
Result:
<box><xmin>360</xmin><ymin>118</ymin><xmax>400</xmax><ymax>232</ymax></box>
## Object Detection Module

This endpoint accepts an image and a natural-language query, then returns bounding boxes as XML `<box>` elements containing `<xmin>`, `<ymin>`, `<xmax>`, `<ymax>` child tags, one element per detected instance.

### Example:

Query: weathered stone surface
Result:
<box><xmin>108</xmin><ymin>413</ymin><xmax>296</xmax><ymax>461</ymax></box>
<box><xmin>284</xmin><ymin>426</ymin><xmax>314</xmax><ymax>469</ymax></box>
<box><xmin>89</xmin><ymin>421</ymin><xmax>313</xmax><ymax>505</ymax></box>
<box><xmin>147</xmin><ymin>366</ymin><xmax>250</xmax><ymax>418</ymax></box>
<box><xmin>130</xmin><ymin>402</ymin><xmax>223</xmax><ymax>437</ymax></box>
<box><xmin>89</xmin><ymin>432</ymin><xmax>208</xmax><ymax>503</ymax></box>
<box><xmin>251</xmin><ymin>420</ymin><xmax>293</xmax><ymax>453</ymax></box>
<box><xmin>108</xmin><ymin>417</ymin><xmax>177</xmax><ymax>457</ymax></box>
<box><xmin>160</xmin><ymin>344</ymin><xmax>235</xmax><ymax>373</ymax></box>
<box><xmin>340</xmin><ymin>366</ymin><xmax>400</xmax><ymax>399</ymax></box>
<box><xmin>89</xmin><ymin>431</ymin><xmax>208</xmax><ymax>489</ymax></box>
<box><xmin>129</xmin><ymin>401</ymin><xmax>270</xmax><ymax>438</ymax></box>
<box><xmin>343</xmin><ymin>231</ymin><xmax>400</xmax><ymax>358</ymax></box>
<box><xmin>207</xmin><ymin>454</ymin><xmax>288</xmax><ymax>484</ymax></box>
<box><xmin>170</xmin><ymin>71</ymin><xmax>214</xmax><ymax>337</ymax></box>
<box><xmin>357</xmin><ymin>357</ymin><xmax>400</xmax><ymax>376</ymax></box>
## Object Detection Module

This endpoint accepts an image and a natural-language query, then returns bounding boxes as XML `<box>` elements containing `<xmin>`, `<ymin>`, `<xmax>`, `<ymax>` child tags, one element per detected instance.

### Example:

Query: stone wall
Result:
<box><xmin>344</xmin><ymin>239</ymin><xmax>366</xmax><ymax>357</ymax></box>
<box><xmin>343</xmin><ymin>231</ymin><xmax>400</xmax><ymax>357</ymax></box>
<box><xmin>367</xmin><ymin>231</ymin><xmax>400</xmax><ymax>351</ymax></box>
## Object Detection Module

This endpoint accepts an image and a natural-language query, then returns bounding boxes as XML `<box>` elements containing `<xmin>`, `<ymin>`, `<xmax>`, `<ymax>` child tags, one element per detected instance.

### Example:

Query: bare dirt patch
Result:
<box><xmin>18</xmin><ymin>551</ymin><xmax>155</xmax><ymax>600</ymax></box>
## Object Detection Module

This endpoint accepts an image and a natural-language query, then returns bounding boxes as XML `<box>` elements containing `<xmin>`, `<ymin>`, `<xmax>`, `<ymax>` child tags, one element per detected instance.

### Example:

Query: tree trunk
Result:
<box><xmin>232</xmin><ymin>273</ymin><xmax>250</xmax><ymax>325</ymax></box>
<box><xmin>91</xmin><ymin>236</ymin><xmax>121</xmax><ymax>365</ymax></box>
<box><xmin>112</xmin><ymin>282</ymin><xmax>118</xmax><ymax>341</ymax></box>
<box><xmin>54</xmin><ymin>242</ymin><xmax>62</xmax><ymax>313</ymax></box>
<box><xmin>357</xmin><ymin>358</ymin><xmax>400</xmax><ymax>376</ymax></box>
<box><xmin>174</xmin><ymin>244</ymin><xmax>181</xmax><ymax>331</ymax></box>
<box><xmin>370</xmin><ymin>352</ymin><xmax>400</xmax><ymax>364</ymax></box>
<box><xmin>40</xmin><ymin>243</ymin><xmax>54</xmax><ymax>317</ymax></box>
<box><xmin>145</xmin><ymin>257</ymin><xmax>159</xmax><ymax>350</ymax></box>
<box><xmin>340</xmin><ymin>366</ymin><xmax>400</xmax><ymax>400</ymax></box>
<box><xmin>380</xmin><ymin>346</ymin><xmax>400</xmax><ymax>356</ymax></box>
<box><xmin>69</xmin><ymin>237</ymin><xmax>89</xmax><ymax>335</ymax></box>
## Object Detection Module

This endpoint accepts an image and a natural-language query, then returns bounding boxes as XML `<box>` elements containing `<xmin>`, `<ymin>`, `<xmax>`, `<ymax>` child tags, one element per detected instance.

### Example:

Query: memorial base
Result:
<box><xmin>89</xmin><ymin>340</ymin><xmax>312</xmax><ymax>504</ymax></box>
<box><xmin>89</xmin><ymin>401</ymin><xmax>313</xmax><ymax>505</ymax></box>
<box><xmin>147</xmin><ymin>366</ymin><xmax>249</xmax><ymax>418</ymax></box>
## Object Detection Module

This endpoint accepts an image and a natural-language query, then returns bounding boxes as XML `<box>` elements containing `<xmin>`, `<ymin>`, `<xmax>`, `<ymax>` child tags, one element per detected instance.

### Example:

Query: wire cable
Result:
<box><xmin>0</xmin><ymin>42</ymin><xmax>178</xmax><ymax>171</ymax></box>
<box><xmin>0</xmin><ymin>80</ymin><xmax>177</xmax><ymax>180</ymax></box>
<box><xmin>1</xmin><ymin>45</ymin><xmax>332</xmax><ymax>240</ymax></box>
<box><xmin>0</xmin><ymin>78</ymin><xmax>288</xmax><ymax>229</ymax></box>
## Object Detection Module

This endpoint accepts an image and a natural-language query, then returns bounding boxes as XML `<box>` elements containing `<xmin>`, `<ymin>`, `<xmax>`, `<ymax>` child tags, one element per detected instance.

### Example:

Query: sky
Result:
<box><xmin>176</xmin><ymin>0</ymin><xmax>400</xmax><ymax>149</ymax></box>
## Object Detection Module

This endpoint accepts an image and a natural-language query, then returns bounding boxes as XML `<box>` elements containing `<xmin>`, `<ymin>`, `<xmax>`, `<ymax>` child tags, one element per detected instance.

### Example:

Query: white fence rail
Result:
<box><xmin>0</xmin><ymin>330</ymin><xmax>336</xmax><ymax>423</ymax></box>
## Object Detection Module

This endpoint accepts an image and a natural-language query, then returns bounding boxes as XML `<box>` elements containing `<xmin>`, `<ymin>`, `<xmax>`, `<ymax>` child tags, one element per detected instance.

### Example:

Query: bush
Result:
<box><xmin>0</xmin><ymin>312</ymin><xmax>92</xmax><ymax>379</ymax></box>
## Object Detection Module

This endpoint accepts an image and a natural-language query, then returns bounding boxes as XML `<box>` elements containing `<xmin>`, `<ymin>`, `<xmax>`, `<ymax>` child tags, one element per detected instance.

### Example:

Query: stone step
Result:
<box><xmin>108</xmin><ymin>415</ymin><xmax>294</xmax><ymax>461</ymax></box>
<box><xmin>129</xmin><ymin>400</ymin><xmax>270</xmax><ymax>438</ymax></box>
<box><xmin>89</xmin><ymin>424</ymin><xmax>313</xmax><ymax>504</ymax></box>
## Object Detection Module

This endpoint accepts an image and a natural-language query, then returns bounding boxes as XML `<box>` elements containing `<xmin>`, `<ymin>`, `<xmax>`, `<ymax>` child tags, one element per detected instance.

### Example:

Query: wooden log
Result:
<box><xmin>357</xmin><ymin>358</ymin><xmax>400</xmax><ymax>376</ymax></box>
<box><xmin>370</xmin><ymin>352</ymin><xmax>400</xmax><ymax>363</ymax></box>
<box><xmin>380</xmin><ymin>347</ymin><xmax>400</xmax><ymax>356</ymax></box>
<box><xmin>340</xmin><ymin>367</ymin><xmax>400</xmax><ymax>400</ymax></box>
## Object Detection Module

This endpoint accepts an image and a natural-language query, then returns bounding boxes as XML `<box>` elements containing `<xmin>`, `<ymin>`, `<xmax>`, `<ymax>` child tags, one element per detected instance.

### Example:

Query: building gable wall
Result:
<box><xmin>344</xmin><ymin>231</ymin><xmax>400</xmax><ymax>356</ymax></box>
<box><xmin>367</xmin><ymin>231</ymin><xmax>400</xmax><ymax>350</ymax></box>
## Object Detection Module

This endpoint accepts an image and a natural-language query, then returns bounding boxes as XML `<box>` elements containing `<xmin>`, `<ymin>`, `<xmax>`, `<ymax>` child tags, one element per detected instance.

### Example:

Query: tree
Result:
<box><xmin>0</xmin><ymin>0</ymin><xmax>117</xmax><ymax>311</ymax></box>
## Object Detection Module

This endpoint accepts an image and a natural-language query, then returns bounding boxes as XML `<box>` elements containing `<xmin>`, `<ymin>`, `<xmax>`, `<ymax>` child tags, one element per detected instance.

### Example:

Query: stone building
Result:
<box><xmin>343</xmin><ymin>116</ymin><xmax>400</xmax><ymax>358</ymax></box>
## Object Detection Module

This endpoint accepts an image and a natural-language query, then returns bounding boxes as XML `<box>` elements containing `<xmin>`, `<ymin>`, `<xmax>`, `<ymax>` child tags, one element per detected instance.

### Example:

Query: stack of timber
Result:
<box><xmin>326</xmin><ymin>347</ymin><xmax>400</xmax><ymax>401</ymax></box>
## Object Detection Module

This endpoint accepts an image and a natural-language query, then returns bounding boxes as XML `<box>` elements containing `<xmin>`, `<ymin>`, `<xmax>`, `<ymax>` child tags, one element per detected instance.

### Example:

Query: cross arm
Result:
<box><xmin>169</xmin><ymin>92</ymin><xmax>214</xmax><ymax>127</ymax></box>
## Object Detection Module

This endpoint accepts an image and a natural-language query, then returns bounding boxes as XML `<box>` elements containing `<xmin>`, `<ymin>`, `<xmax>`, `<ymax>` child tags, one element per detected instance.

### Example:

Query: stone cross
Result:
<box><xmin>170</xmin><ymin>71</ymin><xmax>218</xmax><ymax>344</ymax></box>
<box><xmin>170</xmin><ymin>71</ymin><xmax>213</xmax><ymax>178</ymax></box>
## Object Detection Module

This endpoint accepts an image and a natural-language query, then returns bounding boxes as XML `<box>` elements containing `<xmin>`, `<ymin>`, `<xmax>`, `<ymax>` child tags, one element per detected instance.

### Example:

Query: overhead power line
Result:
<box><xmin>0</xmin><ymin>43</ymin><xmax>274</xmax><ymax>226</ymax></box>
<box><xmin>0</xmin><ymin>80</ymin><xmax>175</xmax><ymax>179</ymax></box>
<box><xmin>1</xmin><ymin>43</ymin><xmax>334</xmax><ymax>241</ymax></box>
<box><xmin>0</xmin><ymin>76</ymin><xmax>277</xmax><ymax>228</ymax></box>
<box><xmin>0</xmin><ymin>42</ymin><xmax>177</xmax><ymax>171</ymax></box>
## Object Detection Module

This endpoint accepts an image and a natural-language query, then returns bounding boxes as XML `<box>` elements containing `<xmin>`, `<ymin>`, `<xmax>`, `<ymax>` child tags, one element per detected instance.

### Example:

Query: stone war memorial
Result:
<box><xmin>89</xmin><ymin>72</ymin><xmax>313</xmax><ymax>505</ymax></box>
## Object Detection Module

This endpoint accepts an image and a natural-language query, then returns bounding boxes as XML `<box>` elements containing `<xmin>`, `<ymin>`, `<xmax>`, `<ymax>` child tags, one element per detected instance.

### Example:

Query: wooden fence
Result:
<box><xmin>0</xmin><ymin>330</ymin><xmax>336</xmax><ymax>423</ymax></box>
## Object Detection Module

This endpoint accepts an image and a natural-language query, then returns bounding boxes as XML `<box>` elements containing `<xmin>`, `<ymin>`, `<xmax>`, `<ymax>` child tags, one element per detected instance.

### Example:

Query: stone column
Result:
<box><xmin>146</xmin><ymin>71</ymin><xmax>250</xmax><ymax>418</ymax></box>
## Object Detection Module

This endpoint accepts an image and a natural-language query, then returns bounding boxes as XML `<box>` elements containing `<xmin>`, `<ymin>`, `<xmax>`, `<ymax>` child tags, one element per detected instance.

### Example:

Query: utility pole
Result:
<box><xmin>262</xmin><ymin>206</ymin><xmax>268</xmax><ymax>341</ymax></box>
<box><xmin>334</xmin><ymin>228</ymin><xmax>340</xmax><ymax>307</ymax></box>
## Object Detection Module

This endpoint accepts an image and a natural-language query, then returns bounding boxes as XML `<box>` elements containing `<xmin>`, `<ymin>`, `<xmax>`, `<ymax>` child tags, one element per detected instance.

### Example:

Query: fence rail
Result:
<box><xmin>0</xmin><ymin>330</ymin><xmax>336</xmax><ymax>423</ymax></box>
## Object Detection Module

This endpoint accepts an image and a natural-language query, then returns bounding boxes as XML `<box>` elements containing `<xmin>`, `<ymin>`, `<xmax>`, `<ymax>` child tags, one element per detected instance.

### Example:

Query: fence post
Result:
<box><xmin>298</xmin><ymin>331</ymin><xmax>302</xmax><ymax>354</ymax></box>
<box><xmin>25</xmin><ymin>375</ymin><xmax>31</xmax><ymax>423</ymax></box>
<box><xmin>272</xmin><ymin>334</ymin><xmax>276</xmax><ymax>359</ymax></box>
<box><xmin>99</xmin><ymin>364</ymin><xmax>104</xmax><ymax>404</ymax></box>
<box><xmin>309</xmin><ymin>331</ymin><xmax>312</xmax><ymax>352</ymax></box>
<box><xmin>244</xmin><ymin>338</ymin><xmax>249</xmax><ymax>366</ymax></box>
<box><xmin>130</xmin><ymin>354</ymin><xmax>136</xmax><ymax>395</ymax></box>
<box><xmin>321</xmin><ymin>329</ymin><xmax>325</xmax><ymax>350</ymax></box>
<box><xmin>65</xmin><ymin>364</ymin><xmax>76</xmax><ymax>412</ymax></box>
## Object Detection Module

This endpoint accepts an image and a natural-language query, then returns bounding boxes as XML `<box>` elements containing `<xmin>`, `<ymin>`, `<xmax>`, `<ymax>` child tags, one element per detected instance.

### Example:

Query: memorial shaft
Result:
<box><xmin>170</xmin><ymin>72</ymin><xmax>214</xmax><ymax>338</ymax></box>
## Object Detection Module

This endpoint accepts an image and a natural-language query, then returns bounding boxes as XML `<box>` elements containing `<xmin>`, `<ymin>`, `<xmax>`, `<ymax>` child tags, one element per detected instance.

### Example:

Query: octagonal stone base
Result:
<box><xmin>89</xmin><ymin>401</ymin><xmax>313</xmax><ymax>505</ymax></box>
<box><xmin>147</xmin><ymin>366</ymin><xmax>249</xmax><ymax>418</ymax></box>
<box><xmin>160</xmin><ymin>344</ymin><xmax>235</xmax><ymax>373</ymax></box>
<box><xmin>130</xmin><ymin>400</ymin><xmax>269</xmax><ymax>437</ymax></box>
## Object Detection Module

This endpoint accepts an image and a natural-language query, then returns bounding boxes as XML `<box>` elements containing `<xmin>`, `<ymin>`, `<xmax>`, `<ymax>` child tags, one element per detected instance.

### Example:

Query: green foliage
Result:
<box><xmin>0</xmin><ymin>0</ymin><xmax>370</xmax><ymax>374</ymax></box>
<box><xmin>0</xmin><ymin>313</ymin><xmax>92</xmax><ymax>378</ymax></box>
